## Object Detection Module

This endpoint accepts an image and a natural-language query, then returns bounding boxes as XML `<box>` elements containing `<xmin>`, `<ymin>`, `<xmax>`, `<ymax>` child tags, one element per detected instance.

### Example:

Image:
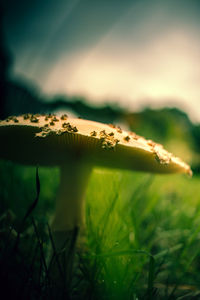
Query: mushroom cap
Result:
<box><xmin>0</xmin><ymin>114</ymin><xmax>192</xmax><ymax>175</ymax></box>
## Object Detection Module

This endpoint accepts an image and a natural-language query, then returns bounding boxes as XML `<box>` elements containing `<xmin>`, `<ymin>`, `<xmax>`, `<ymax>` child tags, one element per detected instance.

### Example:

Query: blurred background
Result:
<box><xmin>1</xmin><ymin>3</ymin><xmax>200</xmax><ymax>298</ymax></box>
<box><xmin>1</xmin><ymin>0</ymin><xmax>200</xmax><ymax>172</ymax></box>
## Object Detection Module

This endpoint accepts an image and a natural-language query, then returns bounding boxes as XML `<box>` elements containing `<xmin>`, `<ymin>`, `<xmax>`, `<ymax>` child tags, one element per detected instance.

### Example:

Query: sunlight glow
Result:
<box><xmin>40</xmin><ymin>29</ymin><xmax>200</xmax><ymax>121</ymax></box>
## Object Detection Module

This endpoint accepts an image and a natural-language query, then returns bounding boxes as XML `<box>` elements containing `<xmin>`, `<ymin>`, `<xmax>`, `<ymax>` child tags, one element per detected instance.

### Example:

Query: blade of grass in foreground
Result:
<box><xmin>14</xmin><ymin>167</ymin><xmax>40</xmax><ymax>251</ymax></box>
<box><xmin>147</xmin><ymin>256</ymin><xmax>155</xmax><ymax>300</ymax></box>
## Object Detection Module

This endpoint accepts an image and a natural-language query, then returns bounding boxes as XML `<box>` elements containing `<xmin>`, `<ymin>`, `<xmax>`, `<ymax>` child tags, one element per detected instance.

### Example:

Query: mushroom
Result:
<box><xmin>0</xmin><ymin>114</ymin><xmax>192</xmax><ymax>250</ymax></box>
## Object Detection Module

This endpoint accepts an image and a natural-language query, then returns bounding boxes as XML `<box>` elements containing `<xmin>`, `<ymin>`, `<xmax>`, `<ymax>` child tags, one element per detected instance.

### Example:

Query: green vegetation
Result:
<box><xmin>0</xmin><ymin>161</ymin><xmax>200</xmax><ymax>299</ymax></box>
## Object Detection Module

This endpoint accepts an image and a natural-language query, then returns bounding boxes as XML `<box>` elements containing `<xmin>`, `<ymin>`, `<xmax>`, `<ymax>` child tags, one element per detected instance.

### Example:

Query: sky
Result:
<box><xmin>2</xmin><ymin>0</ymin><xmax>200</xmax><ymax>122</ymax></box>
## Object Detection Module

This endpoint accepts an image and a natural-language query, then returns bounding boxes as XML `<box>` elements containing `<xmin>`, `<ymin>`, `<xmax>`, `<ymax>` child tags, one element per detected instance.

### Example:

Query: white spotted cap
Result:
<box><xmin>0</xmin><ymin>114</ymin><xmax>192</xmax><ymax>175</ymax></box>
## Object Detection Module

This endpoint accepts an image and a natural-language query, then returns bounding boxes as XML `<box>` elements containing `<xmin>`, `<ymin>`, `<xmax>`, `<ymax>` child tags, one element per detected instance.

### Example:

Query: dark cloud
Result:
<box><xmin>1</xmin><ymin>0</ymin><xmax>200</xmax><ymax>120</ymax></box>
<box><xmin>2</xmin><ymin>0</ymin><xmax>200</xmax><ymax>65</ymax></box>
<box><xmin>3</xmin><ymin>0</ymin><xmax>135</xmax><ymax>60</ymax></box>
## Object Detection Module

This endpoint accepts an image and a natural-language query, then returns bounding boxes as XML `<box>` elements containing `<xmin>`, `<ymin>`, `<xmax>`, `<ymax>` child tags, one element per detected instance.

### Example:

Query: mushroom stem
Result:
<box><xmin>51</xmin><ymin>160</ymin><xmax>92</xmax><ymax>250</ymax></box>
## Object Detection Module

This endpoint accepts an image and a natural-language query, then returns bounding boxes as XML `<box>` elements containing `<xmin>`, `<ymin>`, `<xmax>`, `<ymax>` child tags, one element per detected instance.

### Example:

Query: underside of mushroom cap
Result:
<box><xmin>0</xmin><ymin>114</ymin><xmax>192</xmax><ymax>175</ymax></box>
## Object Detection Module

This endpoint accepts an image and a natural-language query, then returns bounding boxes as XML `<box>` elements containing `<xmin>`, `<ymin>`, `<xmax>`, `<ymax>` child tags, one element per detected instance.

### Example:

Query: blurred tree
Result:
<box><xmin>0</xmin><ymin>4</ymin><xmax>12</xmax><ymax>119</ymax></box>
<box><xmin>191</xmin><ymin>124</ymin><xmax>200</xmax><ymax>151</ymax></box>
<box><xmin>125</xmin><ymin>107</ymin><xmax>194</xmax><ymax>144</ymax></box>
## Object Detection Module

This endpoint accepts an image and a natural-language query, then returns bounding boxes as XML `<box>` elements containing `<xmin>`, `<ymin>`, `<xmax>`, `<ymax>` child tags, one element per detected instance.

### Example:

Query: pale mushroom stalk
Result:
<box><xmin>51</xmin><ymin>160</ymin><xmax>92</xmax><ymax>250</ymax></box>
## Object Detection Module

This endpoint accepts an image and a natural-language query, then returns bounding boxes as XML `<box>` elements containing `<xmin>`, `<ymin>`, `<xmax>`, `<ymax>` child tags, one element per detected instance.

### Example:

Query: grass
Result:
<box><xmin>0</xmin><ymin>160</ymin><xmax>200</xmax><ymax>299</ymax></box>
